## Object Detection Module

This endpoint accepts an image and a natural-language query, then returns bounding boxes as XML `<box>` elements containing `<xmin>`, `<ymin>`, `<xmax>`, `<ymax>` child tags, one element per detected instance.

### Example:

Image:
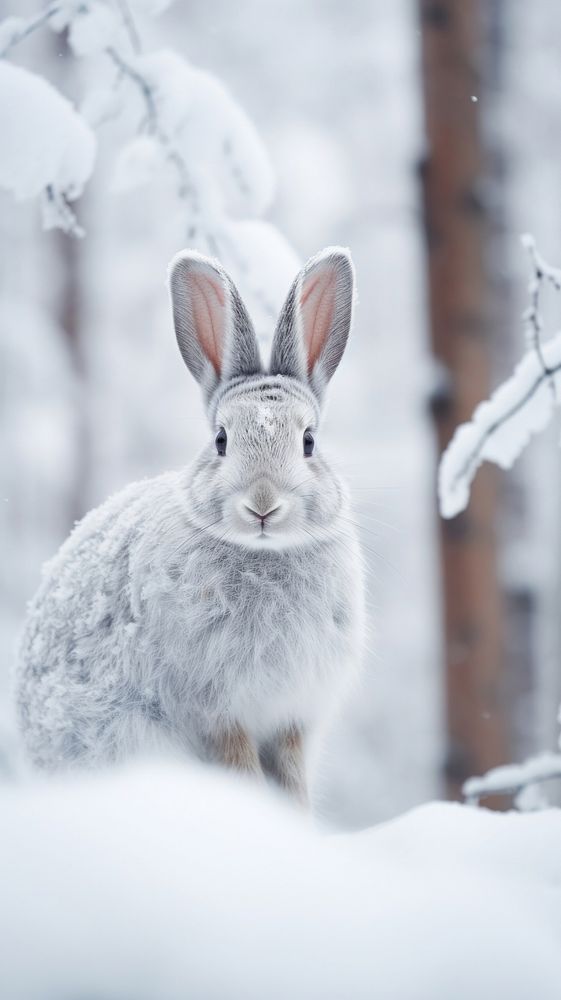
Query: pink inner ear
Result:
<box><xmin>300</xmin><ymin>267</ymin><xmax>336</xmax><ymax>374</ymax></box>
<box><xmin>191</xmin><ymin>269</ymin><xmax>226</xmax><ymax>375</ymax></box>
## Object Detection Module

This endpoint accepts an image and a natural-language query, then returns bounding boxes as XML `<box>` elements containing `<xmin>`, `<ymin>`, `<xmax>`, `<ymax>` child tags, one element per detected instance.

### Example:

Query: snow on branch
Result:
<box><xmin>0</xmin><ymin>0</ymin><xmax>278</xmax><ymax>271</ymax></box>
<box><xmin>126</xmin><ymin>49</ymin><xmax>275</xmax><ymax>219</ymax></box>
<box><xmin>0</xmin><ymin>60</ymin><xmax>96</xmax><ymax>235</ymax></box>
<box><xmin>0</xmin><ymin>4</ymin><xmax>60</xmax><ymax>59</ymax></box>
<box><xmin>0</xmin><ymin>0</ymin><xmax>294</xmax><ymax>319</ymax></box>
<box><xmin>463</xmin><ymin>752</ymin><xmax>561</xmax><ymax>809</ymax></box>
<box><xmin>439</xmin><ymin>237</ymin><xmax>561</xmax><ymax>519</ymax></box>
<box><xmin>103</xmin><ymin>45</ymin><xmax>199</xmax><ymax>214</ymax></box>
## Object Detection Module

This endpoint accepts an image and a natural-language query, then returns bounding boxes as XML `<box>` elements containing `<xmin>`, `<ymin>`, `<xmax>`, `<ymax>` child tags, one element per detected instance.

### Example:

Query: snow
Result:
<box><xmin>133</xmin><ymin>49</ymin><xmax>275</xmax><ymax>217</ymax></box>
<box><xmin>67</xmin><ymin>2</ymin><xmax>124</xmax><ymax>57</ymax></box>
<box><xmin>0</xmin><ymin>300</ymin><xmax>77</xmax><ymax>488</ymax></box>
<box><xmin>0</xmin><ymin>298</ymin><xmax>77</xmax><ymax>748</ymax></box>
<box><xmin>0</xmin><ymin>760</ymin><xmax>560</xmax><ymax>999</ymax></box>
<box><xmin>464</xmin><ymin>751</ymin><xmax>561</xmax><ymax>803</ymax></box>
<box><xmin>439</xmin><ymin>329</ymin><xmax>561</xmax><ymax>518</ymax></box>
<box><xmin>216</xmin><ymin>219</ymin><xmax>301</xmax><ymax>338</ymax></box>
<box><xmin>0</xmin><ymin>60</ymin><xmax>96</xmax><ymax>205</ymax></box>
<box><xmin>0</xmin><ymin>8</ymin><xmax>276</xmax><ymax>234</ymax></box>
<box><xmin>439</xmin><ymin>234</ymin><xmax>561</xmax><ymax>520</ymax></box>
<box><xmin>47</xmin><ymin>1</ymin><xmax>78</xmax><ymax>28</ymax></box>
<box><xmin>128</xmin><ymin>0</ymin><xmax>175</xmax><ymax>13</ymax></box>
<box><xmin>111</xmin><ymin>135</ymin><xmax>166</xmax><ymax>192</ymax></box>
<box><xmin>81</xmin><ymin>84</ymin><xmax>124</xmax><ymax>127</ymax></box>
<box><xmin>0</xmin><ymin>17</ymin><xmax>26</xmax><ymax>55</ymax></box>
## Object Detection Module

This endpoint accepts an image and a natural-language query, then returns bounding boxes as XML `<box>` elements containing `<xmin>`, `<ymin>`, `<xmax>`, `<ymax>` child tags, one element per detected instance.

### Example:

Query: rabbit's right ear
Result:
<box><xmin>269</xmin><ymin>247</ymin><xmax>355</xmax><ymax>402</ymax></box>
<box><xmin>168</xmin><ymin>250</ymin><xmax>262</xmax><ymax>403</ymax></box>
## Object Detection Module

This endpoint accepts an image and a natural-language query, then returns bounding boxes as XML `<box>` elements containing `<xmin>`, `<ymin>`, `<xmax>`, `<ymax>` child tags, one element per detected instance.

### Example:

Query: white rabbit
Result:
<box><xmin>15</xmin><ymin>247</ymin><xmax>364</xmax><ymax>802</ymax></box>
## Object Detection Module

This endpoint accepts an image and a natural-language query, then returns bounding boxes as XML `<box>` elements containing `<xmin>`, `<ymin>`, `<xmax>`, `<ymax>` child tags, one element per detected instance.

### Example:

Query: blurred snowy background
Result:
<box><xmin>2</xmin><ymin>0</ymin><xmax>561</xmax><ymax>828</ymax></box>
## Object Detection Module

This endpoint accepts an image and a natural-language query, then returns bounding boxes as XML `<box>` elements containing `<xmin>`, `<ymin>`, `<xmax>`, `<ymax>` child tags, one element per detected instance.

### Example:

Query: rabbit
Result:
<box><xmin>15</xmin><ymin>246</ymin><xmax>365</xmax><ymax>803</ymax></box>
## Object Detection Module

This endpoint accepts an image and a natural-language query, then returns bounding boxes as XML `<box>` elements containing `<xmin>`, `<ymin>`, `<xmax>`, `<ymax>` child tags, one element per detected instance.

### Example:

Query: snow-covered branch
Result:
<box><xmin>463</xmin><ymin>752</ymin><xmax>561</xmax><ymax>809</ymax></box>
<box><xmin>0</xmin><ymin>59</ymin><xmax>96</xmax><ymax>235</ymax></box>
<box><xmin>104</xmin><ymin>45</ymin><xmax>199</xmax><ymax>216</ymax></box>
<box><xmin>439</xmin><ymin>238</ymin><xmax>561</xmax><ymax>519</ymax></box>
<box><xmin>1</xmin><ymin>3</ymin><xmax>200</xmax><ymax>227</ymax></box>
<box><xmin>0</xmin><ymin>3</ymin><xmax>61</xmax><ymax>59</ymax></box>
<box><xmin>442</xmin><ymin>237</ymin><xmax>561</xmax><ymax>814</ymax></box>
<box><xmin>0</xmin><ymin>0</ymin><xmax>288</xmax><ymax>304</ymax></box>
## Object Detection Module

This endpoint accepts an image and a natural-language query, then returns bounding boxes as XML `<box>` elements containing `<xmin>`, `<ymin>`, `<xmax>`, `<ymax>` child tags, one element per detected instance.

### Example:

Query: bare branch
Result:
<box><xmin>0</xmin><ymin>3</ymin><xmax>61</xmax><ymax>59</ymax></box>
<box><xmin>521</xmin><ymin>233</ymin><xmax>561</xmax><ymax>388</ymax></box>
<box><xmin>113</xmin><ymin>0</ymin><xmax>142</xmax><ymax>55</ymax></box>
<box><xmin>105</xmin><ymin>45</ymin><xmax>158</xmax><ymax>127</ymax></box>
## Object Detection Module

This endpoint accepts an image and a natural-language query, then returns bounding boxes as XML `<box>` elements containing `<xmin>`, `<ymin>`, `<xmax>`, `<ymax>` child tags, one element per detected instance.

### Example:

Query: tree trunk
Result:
<box><xmin>418</xmin><ymin>0</ymin><xmax>510</xmax><ymax>801</ymax></box>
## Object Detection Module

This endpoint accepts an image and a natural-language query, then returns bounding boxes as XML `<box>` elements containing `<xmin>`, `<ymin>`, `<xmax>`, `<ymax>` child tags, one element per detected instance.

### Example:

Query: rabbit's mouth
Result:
<box><xmin>236</xmin><ymin>503</ymin><xmax>292</xmax><ymax>547</ymax></box>
<box><xmin>227</xmin><ymin>487</ymin><xmax>290</xmax><ymax>542</ymax></box>
<box><xmin>218</xmin><ymin>491</ymin><xmax>304</xmax><ymax>549</ymax></box>
<box><xmin>209</xmin><ymin>478</ymin><xmax>339</xmax><ymax>550</ymax></box>
<box><xmin>243</xmin><ymin>503</ymin><xmax>282</xmax><ymax>532</ymax></box>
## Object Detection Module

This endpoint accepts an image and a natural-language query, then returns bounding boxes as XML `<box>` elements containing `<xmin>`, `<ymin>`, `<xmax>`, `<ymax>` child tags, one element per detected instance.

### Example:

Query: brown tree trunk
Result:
<box><xmin>418</xmin><ymin>0</ymin><xmax>510</xmax><ymax>801</ymax></box>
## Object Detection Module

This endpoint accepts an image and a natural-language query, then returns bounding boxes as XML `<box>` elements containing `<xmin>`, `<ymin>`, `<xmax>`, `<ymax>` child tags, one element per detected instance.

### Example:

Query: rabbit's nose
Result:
<box><xmin>243</xmin><ymin>503</ymin><xmax>281</xmax><ymax>523</ymax></box>
<box><xmin>248</xmin><ymin>480</ymin><xmax>280</xmax><ymax>518</ymax></box>
<box><xmin>239</xmin><ymin>479</ymin><xmax>284</xmax><ymax>524</ymax></box>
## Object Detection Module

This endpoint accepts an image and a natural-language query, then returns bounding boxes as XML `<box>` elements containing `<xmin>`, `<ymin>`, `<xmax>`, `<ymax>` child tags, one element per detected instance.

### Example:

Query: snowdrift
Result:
<box><xmin>0</xmin><ymin>760</ymin><xmax>560</xmax><ymax>999</ymax></box>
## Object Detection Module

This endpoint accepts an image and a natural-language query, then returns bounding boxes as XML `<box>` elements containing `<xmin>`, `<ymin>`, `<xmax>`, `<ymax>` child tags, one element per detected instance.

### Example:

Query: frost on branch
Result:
<box><xmin>0</xmin><ymin>61</ymin><xmax>96</xmax><ymax>234</ymax></box>
<box><xmin>439</xmin><ymin>237</ymin><xmax>561</xmax><ymax>519</ymax></box>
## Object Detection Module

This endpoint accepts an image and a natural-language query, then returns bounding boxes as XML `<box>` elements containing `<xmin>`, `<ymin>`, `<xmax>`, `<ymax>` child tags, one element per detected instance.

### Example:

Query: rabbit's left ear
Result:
<box><xmin>168</xmin><ymin>250</ymin><xmax>262</xmax><ymax>404</ymax></box>
<box><xmin>269</xmin><ymin>247</ymin><xmax>355</xmax><ymax>400</ymax></box>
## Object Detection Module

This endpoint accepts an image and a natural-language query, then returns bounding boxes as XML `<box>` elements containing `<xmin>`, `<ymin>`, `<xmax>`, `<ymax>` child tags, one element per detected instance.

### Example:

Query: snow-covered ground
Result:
<box><xmin>1</xmin><ymin>759</ymin><xmax>560</xmax><ymax>1000</ymax></box>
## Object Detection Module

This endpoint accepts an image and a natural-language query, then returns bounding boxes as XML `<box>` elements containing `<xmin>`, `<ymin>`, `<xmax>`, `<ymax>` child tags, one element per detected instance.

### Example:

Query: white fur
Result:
<box><xmin>15</xmin><ymin>248</ymin><xmax>365</xmax><ymax>781</ymax></box>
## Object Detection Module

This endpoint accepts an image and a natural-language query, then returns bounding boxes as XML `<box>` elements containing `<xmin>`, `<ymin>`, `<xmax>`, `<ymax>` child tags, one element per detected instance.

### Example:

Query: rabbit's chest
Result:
<box><xmin>158</xmin><ymin>541</ymin><xmax>360</xmax><ymax>729</ymax></box>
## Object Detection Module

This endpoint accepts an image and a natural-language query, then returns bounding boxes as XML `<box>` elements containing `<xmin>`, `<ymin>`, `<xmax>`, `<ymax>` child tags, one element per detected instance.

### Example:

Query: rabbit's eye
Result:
<box><xmin>215</xmin><ymin>427</ymin><xmax>227</xmax><ymax>456</ymax></box>
<box><xmin>303</xmin><ymin>429</ymin><xmax>314</xmax><ymax>457</ymax></box>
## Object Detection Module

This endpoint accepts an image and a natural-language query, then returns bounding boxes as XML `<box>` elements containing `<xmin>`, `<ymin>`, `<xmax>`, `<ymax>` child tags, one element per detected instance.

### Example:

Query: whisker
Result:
<box><xmin>344</xmin><ymin>511</ymin><xmax>401</xmax><ymax>535</ymax></box>
<box><xmin>167</xmin><ymin>517</ymin><xmax>224</xmax><ymax>557</ymax></box>
<box><xmin>333</xmin><ymin>522</ymin><xmax>403</xmax><ymax>581</ymax></box>
<box><xmin>288</xmin><ymin>475</ymin><xmax>316</xmax><ymax>495</ymax></box>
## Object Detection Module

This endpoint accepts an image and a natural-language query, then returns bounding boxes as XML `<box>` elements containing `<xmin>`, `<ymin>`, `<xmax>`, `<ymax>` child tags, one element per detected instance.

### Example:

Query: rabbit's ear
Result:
<box><xmin>168</xmin><ymin>250</ymin><xmax>262</xmax><ymax>402</ymax></box>
<box><xmin>269</xmin><ymin>247</ymin><xmax>355</xmax><ymax>399</ymax></box>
